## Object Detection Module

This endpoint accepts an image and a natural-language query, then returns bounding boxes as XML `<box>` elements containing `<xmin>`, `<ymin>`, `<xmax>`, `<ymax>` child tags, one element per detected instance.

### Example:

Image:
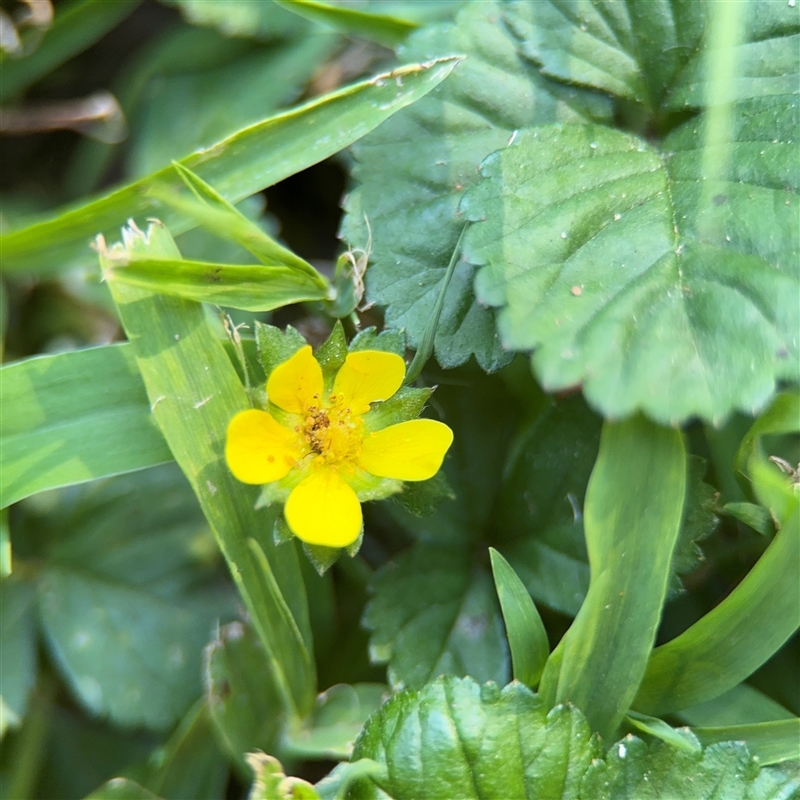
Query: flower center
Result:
<box><xmin>301</xmin><ymin>394</ymin><xmax>363</xmax><ymax>466</ymax></box>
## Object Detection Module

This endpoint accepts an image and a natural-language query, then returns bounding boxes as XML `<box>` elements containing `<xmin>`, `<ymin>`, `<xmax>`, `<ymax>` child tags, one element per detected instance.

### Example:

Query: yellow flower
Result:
<box><xmin>225</xmin><ymin>345</ymin><xmax>453</xmax><ymax>548</ymax></box>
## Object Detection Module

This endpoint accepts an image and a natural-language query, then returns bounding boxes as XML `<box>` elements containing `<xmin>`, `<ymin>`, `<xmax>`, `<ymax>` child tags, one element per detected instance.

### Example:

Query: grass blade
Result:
<box><xmin>1</xmin><ymin>57</ymin><xmax>460</xmax><ymax>275</ymax></box>
<box><xmin>273</xmin><ymin>0</ymin><xmax>416</xmax><ymax>47</ymax></box>
<box><xmin>489</xmin><ymin>548</ymin><xmax>548</xmax><ymax>688</ymax></box>
<box><xmin>0</xmin><ymin>344</ymin><xmax>172</xmax><ymax>508</ymax></box>
<box><xmin>541</xmin><ymin>416</ymin><xmax>687</xmax><ymax>740</ymax></box>
<box><xmin>104</xmin><ymin>221</ymin><xmax>316</xmax><ymax>719</ymax></box>
<box><xmin>634</xmin><ymin>505</ymin><xmax>800</xmax><ymax>716</ymax></box>
<box><xmin>105</xmin><ymin>257</ymin><xmax>330</xmax><ymax>311</ymax></box>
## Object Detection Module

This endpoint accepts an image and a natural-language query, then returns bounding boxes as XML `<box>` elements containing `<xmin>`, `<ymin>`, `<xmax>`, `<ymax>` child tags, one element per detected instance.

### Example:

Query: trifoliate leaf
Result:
<box><xmin>349</xmin><ymin>676</ymin><xmax>800</xmax><ymax>800</ymax></box>
<box><xmin>341</xmin><ymin>0</ymin><xmax>611</xmax><ymax>373</ymax></box>
<box><xmin>462</xmin><ymin>111</ymin><xmax>799</xmax><ymax>425</ymax></box>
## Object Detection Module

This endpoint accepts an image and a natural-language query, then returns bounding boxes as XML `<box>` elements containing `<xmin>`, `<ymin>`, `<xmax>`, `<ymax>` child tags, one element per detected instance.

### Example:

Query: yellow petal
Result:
<box><xmin>284</xmin><ymin>469</ymin><xmax>362</xmax><ymax>547</ymax></box>
<box><xmin>225</xmin><ymin>409</ymin><xmax>300</xmax><ymax>484</ymax></box>
<box><xmin>333</xmin><ymin>350</ymin><xmax>405</xmax><ymax>412</ymax></box>
<box><xmin>267</xmin><ymin>345</ymin><xmax>324</xmax><ymax>414</ymax></box>
<box><xmin>359</xmin><ymin>419</ymin><xmax>453</xmax><ymax>481</ymax></box>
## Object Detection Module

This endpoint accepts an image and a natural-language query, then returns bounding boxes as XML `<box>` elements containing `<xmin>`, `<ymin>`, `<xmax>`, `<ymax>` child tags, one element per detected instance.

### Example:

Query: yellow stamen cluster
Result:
<box><xmin>298</xmin><ymin>393</ymin><xmax>364</xmax><ymax>467</ymax></box>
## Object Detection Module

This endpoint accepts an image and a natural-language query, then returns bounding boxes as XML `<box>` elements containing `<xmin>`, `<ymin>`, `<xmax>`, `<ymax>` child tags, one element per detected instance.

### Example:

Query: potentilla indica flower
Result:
<box><xmin>225</xmin><ymin>342</ymin><xmax>453</xmax><ymax>548</ymax></box>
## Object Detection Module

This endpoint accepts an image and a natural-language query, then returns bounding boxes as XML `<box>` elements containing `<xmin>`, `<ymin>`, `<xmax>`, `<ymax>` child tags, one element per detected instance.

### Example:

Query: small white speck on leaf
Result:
<box><xmin>618</xmin><ymin>743</ymin><xmax>627</xmax><ymax>758</ymax></box>
<box><xmin>194</xmin><ymin>395</ymin><xmax>212</xmax><ymax>409</ymax></box>
<box><xmin>151</xmin><ymin>395</ymin><xmax>165</xmax><ymax>411</ymax></box>
<box><xmin>206</xmin><ymin>481</ymin><xmax>217</xmax><ymax>495</ymax></box>
<box><xmin>614</xmin><ymin>213</ymin><xmax>621</xmax><ymax>221</ymax></box>
<box><xmin>571</xmin><ymin>285</ymin><xmax>582</xmax><ymax>296</ymax></box>
<box><xmin>174</xmin><ymin>334</ymin><xmax>180</xmax><ymax>340</ymax></box>
<box><xmin>561</xmin><ymin>231</ymin><xmax>567</xmax><ymax>239</ymax></box>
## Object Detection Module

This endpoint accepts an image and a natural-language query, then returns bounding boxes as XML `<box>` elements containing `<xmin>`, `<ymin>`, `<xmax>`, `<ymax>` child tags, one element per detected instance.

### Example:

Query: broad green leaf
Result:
<box><xmin>0</xmin><ymin>344</ymin><xmax>172</xmax><ymax>508</ymax></box>
<box><xmin>504</xmin><ymin>1</ymin><xmax>798</xmax><ymax>113</ymax></box>
<box><xmin>364</xmin><ymin>545</ymin><xmax>508</xmax><ymax>691</ymax></box>
<box><xmin>677</xmin><ymin>684</ymin><xmax>797</xmax><ymax>728</ymax></box>
<box><xmin>84</xmin><ymin>779</ymin><xmax>161</xmax><ymax>800</ymax></box>
<box><xmin>691</xmin><ymin>720</ymin><xmax>800</xmax><ymax>766</ymax></box>
<box><xmin>0</xmin><ymin>0</ymin><xmax>141</xmax><ymax>102</ymax></box>
<box><xmin>489</xmin><ymin>548</ymin><xmax>548</xmax><ymax>688</ymax></box>
<box><xmin>204</xmin><ymin>621</ymin><xmax>284</xmax><ymax>773</ymax></box>
<box><xmin>37</xmin><ymin>565</ymin><xmax>217</xmax><ymax>731</ymax></box>
<box><xmin>127</xmin><ymin>33</ymin><xmax>339</xmax><ymax>178</ymax></box>
<box><xmin>274</xmin><ymin>0</ymin><xmax>416</xmax><ymax>48</ymax></box>
<box><xmin>284</xmin><ymin>683</ymin><xmax>387</xmax><ymax>760</ymax></box>
<box><xmin>0</xmin><ymin>579</ymin><xmax>37</xmax><ymax>736</ymax></box>
<box><xmin>462</xmin><ymin>113</ymin><xmax>799</xmax><ymax>425</ymax></box>
<box><xmin>341</xmin><ymin>0</ymin><xmax>611</xmax><ymax>372</ymax></box>
<box><xmin>634</xmin><ymin>504</ymin><xmax>800</xmax><ymax>715</ymax></box>
<box><xmin>140</xmin><ymin>700</ymin><xmax>228</xmax><ymax>800</ymax></box>
<box><xmin>350</xmin><ymin>676</ymin><xmax>797</xmax><ymax>800</ymax></box>
<box><xmin>580</xmin><ymin>734</ymin><xmax>800</xmax><ymax>800</ymax></box>
<box><xmin>104</xmin><ymin>255</ymin><xmax>330</xmax><ymax>311</ymax></box>
<box><xmin>541</xmin><ymin>417</ymin><xmax>686</xmax><ymax>740</ymax></box>
<box><xmin>103</xmin><ymin>222</ymin><xmax>315</xmax><ymax>719</ymax></box>
<box><xmin>1</xmin><ymin>57</ymin><xmax>460</xmax><ymax>275</ymax></box>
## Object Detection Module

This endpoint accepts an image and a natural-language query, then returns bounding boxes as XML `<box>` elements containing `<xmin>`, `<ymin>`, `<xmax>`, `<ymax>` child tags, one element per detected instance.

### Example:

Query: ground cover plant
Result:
<box><xmin>0</xmin><ymin>0</ymin><xmax>798</xmax><ymax>798</ymax></box>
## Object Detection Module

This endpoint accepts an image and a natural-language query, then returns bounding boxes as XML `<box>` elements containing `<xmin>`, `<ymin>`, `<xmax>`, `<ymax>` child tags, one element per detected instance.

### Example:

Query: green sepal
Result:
<box><xmin>362</xmin><ymin>385</ymin><xmax>432</xmax><ymax>433</ymax></box>
<box><xmin>315</xmin><ymin>321</ymin><xmax>348</xmax><ymax>388</ymax></box>
<box><xmin>347</xmin><ymin>469</ymin><xmax>403</xmax><ymax>503</ymax></box>
<box><xmin>345</xmin><ymin>529</ymin><xmax>365</xmax><ymax>558</ymax></box>
<box><xmin>255</xmin><ymin>322</ymin><xmax>306</xmax><ymax>379</ymax></box>
<box><xmin>256</xmin><ymin>482</ymin><xmax>290</xmax><ymax>511</ymax></box>
<box><xmin>273</xmin><ymin>514</ymin><xmax>294</xmax><ymax>546</ymax></box>
<box><xmin>349</xmin><ymin>327</ymin><xmax>405</xmax><ymax>356</ymax></box>
<box><xmin>392</xmin><ymin>470</ymin><xmax>454</xmax><ymax>517</ymax></box>
<box><xmin>301</xmin><ymin>542</ymin><xmax>341</xmax><ymax>575</ymax></box>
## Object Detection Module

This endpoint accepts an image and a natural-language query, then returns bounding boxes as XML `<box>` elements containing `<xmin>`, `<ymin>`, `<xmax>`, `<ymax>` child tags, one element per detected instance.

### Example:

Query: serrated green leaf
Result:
<box><xmin>284</xmin><ymin>683</ymin><xmax>387</xmax><ymax>760</ymax></box>
<box><xmin>1</xmin><ymin>57</ymin><xmax>460</xmax><ymax>275</ymax></box>
<box><xmin>580</xmin><ymin>734</ymin><xmax>800</xmax><ymax>800</ymax></box>
<box><xmin>489</xmin><ymin>548</ymin><xmax>549</xmax><ymax>688</ymax></box>
<box><xmin>541</xmin><ymin>417</ymin><xmax>686</xmax><ymax>740</ymax></box>
<box><xmin>350</xmin><ymin>675</ymin><xmax>800</xmax><ymax>799</ymax></box>
<box><xmin>505</xmin><ymin>1</ymin><xmax>799</xmax><ymax>115</ymax></box>
<box><xmin>103</xmin><ymin>222</ymin><xmax>316</xmax><ymax>719</ymax></box>
<box><xmin>462</xmin><ymin>112</ymin><xmax>799</xmax><ymax>425</ymax></box>
<box><xmin>634</xmin><ymin>503</ymin><xmax>800</xmax><ymax>715</ymax></box>
<box><xmin>389</xmin><ymin>469</ymin><xmax>453</xmax><ymax>517</ymax></box>
<box><xmin>274</xmin><ymin>0</ymin><xmax>416</xmax><ymax>48</ymax></box>
<box><xmin>0</xmin><ymin>0</ymin><xmax>141</xmax><ymax>103</ymax></box>
<box><xmin>0</xmin><ymin>579</ymin><xmax>37</xmax><ymax>736</ymax></box>
<box><xmin>0</xmin><ymin>344</ymin><xmax>172</xmax><ymax>508</ymax></box>
<box><xmin>363</xmin><ymin>546</ymin><xmax>508</xmax><ymax>691</ymax></box>
<box><xmin>348</xmin><ymin>327</ymin><xmax>405</xmax><ymax>357</ymax></box>
<box><xmin>341</xmin><ymin>0</ymin><xmax>611</xmax><ymax>373</ymax></box>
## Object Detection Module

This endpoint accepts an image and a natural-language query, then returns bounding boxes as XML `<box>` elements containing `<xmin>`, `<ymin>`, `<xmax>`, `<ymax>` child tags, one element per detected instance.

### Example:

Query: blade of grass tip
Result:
<box><xmin>169</xmin><ymin>162</ymin><xmax>324</xmax><ymax>281</ymax></box>
<box><xmin>489</xmin><ymin>548</ymin><xmax>549</xmax><ymax>688</ymax></box>
<box><xmin>624</xmin><ymin>710</ymin><xmax>702</xmax><ymax>753</ymax></box>
<box><xmin>404</xmin><ymin>223</ymin><xmax>468</xmax><ymax>384</ymax></box>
